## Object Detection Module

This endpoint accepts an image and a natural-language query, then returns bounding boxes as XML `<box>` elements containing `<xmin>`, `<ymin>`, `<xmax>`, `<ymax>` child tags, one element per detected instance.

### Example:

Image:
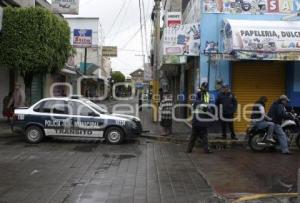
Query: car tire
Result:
<box><xmin>105</xmin><ymin>127</ymin><xmax>125</xmax><ymax>145</ymax></box>
<box><xmin>25</xmin><ymin>126</ymin><xmax>44</xmax><ymax>144</ymax></box>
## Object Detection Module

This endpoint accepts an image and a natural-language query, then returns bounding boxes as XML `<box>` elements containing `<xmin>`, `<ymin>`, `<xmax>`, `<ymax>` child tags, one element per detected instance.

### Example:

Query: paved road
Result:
<box><xmin>190</xmin><ymin>147</ymin><xmax>300</xmax><ymax>201</ymax></box>
<box><xmin>0</xmin><ymin>134</ymin><xmax>221</xmax><ymax>203</ymax></box>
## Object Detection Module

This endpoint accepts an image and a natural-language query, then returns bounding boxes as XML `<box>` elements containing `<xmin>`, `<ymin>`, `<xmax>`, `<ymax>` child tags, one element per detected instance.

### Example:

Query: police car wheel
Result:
<box><xmin>25</xmin><ymin>126</ymin><xmax>44</xmax><ymax>144</ymax></box>
<box><xmin>105</xmin><ymin>127</ymin><xmax>124</xmax><ymax>145</ymax></box>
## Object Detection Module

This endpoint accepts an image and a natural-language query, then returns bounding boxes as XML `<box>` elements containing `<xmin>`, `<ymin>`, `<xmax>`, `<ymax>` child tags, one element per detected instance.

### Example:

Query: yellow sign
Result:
<box><xmin>102</xmin><ymin>46</ymin><xmax>118</xmax><ymax>57</ymax></box>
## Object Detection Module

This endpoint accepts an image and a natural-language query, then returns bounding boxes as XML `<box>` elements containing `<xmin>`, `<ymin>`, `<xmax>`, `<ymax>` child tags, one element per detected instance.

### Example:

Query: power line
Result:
<box><xmin>121</xmin><ymin>17</ymin><xmax>151</xmax><ymax>49</ymax></box>
<box><xmin>138</xmin><ymin>0</ymin><xmax>145</xmax><ymax>65</ymax></box>
<box><xmin>111</xmin><ymin>0</ymin><xmax>133</xmax><ymax>42</ymax></box>
<box><xmin>106</xmin><ymin>0</ymin><xmax>129</xmax><ymax>37</ymax></box>
<box><xmin>141</xmin><ymin>0</ymin><xmax>149</xmax><ymax>58</ymax></box>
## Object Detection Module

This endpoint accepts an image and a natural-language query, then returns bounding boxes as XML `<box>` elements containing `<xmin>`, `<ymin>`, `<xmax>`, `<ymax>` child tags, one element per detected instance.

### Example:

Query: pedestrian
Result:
<box><xmin>159</xmin><ymin>92</ymin><xmax>173</xmax><ymax>136</ymax></box>
<box><xmin>216</xmin><ymin>84</ymin><xmax>238</xmax><ymax>140</ymax></box>
<box><xmin>159</xmin><ymin>88</ymin><xmax>163</xmax><ymax>106</ymax></box>
<box><xmin>7</xmin><ymin>83</ymin><xmax>26</xmax><ymax>109</ymax></box>
<box><xmin>2</xmin><ymin>92</ymin><xmax>13</xmax><ymax>122</ymax></box>
<box><xmin>186</xmin><ymin>82</ymin><xmax>213</xmax><ymax>154</ymax></box>
<box><xmin>251</xmin><ymin>96</ymin><xmax>275</xmax><ymax>143</ymax></box>
<box><xmin>138</xmin><ymin>91</ymin><xmax>143</xmax><ymax>112</ymax></box>
<box><xmin>267</xmin><ymin>95</ymin><xmax>292</xmax><ymax>155</ymax></box>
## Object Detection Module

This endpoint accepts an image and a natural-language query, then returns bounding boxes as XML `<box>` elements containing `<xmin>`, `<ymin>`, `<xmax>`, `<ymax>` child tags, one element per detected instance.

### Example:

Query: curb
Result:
<box><xmin>231</xmin><ymin>193</ymin><xmax>298</xmax><ymax>203</ymax></box>
<box><xmin>188</xmin><ymin>154</ymin><xmax>229</xmax><ymax>203</ymax></box>
<box><xmin>140</xmin><ymin>133</ymin><xmax>248</xmax><ymax>147</ymax></box>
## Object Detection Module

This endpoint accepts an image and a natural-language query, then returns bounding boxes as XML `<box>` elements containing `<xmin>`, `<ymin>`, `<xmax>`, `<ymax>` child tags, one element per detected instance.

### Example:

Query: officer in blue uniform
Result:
<box><xmin>186</xmin><ymin>82</ymin><xmax>213</xmax><ymax>154</ymax></box>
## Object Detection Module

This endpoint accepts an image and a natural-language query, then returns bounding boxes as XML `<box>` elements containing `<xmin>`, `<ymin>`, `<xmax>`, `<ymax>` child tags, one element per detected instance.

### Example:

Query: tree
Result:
<box><xmin>0</xmin><ymin>7</ymin><xmax>72</xmax><ymax>104</ymax></box>
<box><xmin>111</xmin><ymin>71</ymin><xmax>125</xmax><ymax>83</ymax></box>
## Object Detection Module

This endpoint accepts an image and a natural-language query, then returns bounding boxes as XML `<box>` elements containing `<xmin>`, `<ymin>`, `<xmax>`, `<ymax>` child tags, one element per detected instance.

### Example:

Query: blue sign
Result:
<box><xmin>73</xmin><ymin>29</ymin><xmax>92</xmax><ymax>47</ymax></box>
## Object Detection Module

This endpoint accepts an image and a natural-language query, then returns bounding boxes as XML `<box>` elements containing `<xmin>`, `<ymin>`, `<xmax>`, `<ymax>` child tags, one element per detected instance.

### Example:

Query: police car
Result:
<box><xmin>12</xmin><ymin>97</ymin><xmax>142</xmax><ymax>144</ymax></box>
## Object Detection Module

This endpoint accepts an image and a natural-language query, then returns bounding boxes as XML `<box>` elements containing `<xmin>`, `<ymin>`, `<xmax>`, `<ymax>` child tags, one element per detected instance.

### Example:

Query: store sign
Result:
<box><xmin>162</xmin><ymin>55</ymin><xmax>187</xmax><ymax>64</ymax></box>
<box><xmin>52</xmin><ymin>0</ymin><xmax>79</xmax><ymax>15</ymax></box>
<box><xmin>102</xmin><ymin>46</ymin><xmax>118</xmax><ymax>57</ymax></box>
<box><xmin>203</xmin><ymin>0</ymin><xmax>298</xmax><ymax>14</ymax></box>
<box><xmin>163</xmin><ymin>23</ymin><xmax>200</xmax><ymax>56</ymax></box>
<box><xmin>166</xmin><ymin>12</ymin><xmax>182</xmax><ymax>27</ymax></box>
<box><xmin>0</xmin><ymin>7</ymin><xmax>3</xmax><ymax>32</ymax></box>
<box><xmin>73</xmin><ymin>29</ymin><xmax>92</xmax><ymax>48</ymax></box>
<box><xmin>224</xmin><ymin>19</ymin><xmax>300</xmax><ymax>53</ymax></box>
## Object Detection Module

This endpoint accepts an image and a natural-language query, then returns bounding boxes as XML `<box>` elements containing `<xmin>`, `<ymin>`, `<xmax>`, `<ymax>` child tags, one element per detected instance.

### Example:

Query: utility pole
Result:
<box><xmin>84</xmin><ymin>47</ymin><xmax>87</xmax><ymax>75</ymax></box>
<box><xmin>152</xmin><ymin>0</ymin><xmax>161</xmax><ymax>122</ymax></box>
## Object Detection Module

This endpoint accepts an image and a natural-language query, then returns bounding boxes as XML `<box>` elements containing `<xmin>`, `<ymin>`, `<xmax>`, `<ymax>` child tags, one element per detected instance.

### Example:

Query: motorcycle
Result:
<box><xmin>247</xmin><ymin>112</ymin><xmax>300</xmax><ymax>152</ymax></box>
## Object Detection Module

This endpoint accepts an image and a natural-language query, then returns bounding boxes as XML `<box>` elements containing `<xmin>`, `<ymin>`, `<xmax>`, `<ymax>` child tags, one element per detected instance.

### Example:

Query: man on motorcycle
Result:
<box><xmin>251</xmin><ymin>96</ymin><xmax>275</xmax><ymax>143</ymax></box>
<box><xmin>267</xmin><ymin>95</ymin><xmax>292</xmax><ymax>155</ymax></box>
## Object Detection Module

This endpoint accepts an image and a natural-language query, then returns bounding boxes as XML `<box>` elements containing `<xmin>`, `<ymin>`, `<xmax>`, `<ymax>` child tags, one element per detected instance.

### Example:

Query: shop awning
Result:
<box><xmin>224</xmin><ymin>19</ymin><xmax>300</xmax><ymax>60</ymax></box>
<box><xmin>61</xmin><ymin>68</ymin><xmax>77</xmax><ymax>75</ymax></box>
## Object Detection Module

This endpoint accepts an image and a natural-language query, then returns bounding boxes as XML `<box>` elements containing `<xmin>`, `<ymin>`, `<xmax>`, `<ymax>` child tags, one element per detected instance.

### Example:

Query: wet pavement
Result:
<box><xmin>189</xmin><ymin>147</ymin><xmax>300</xmax><ymax>201</ymax></box>
<box><xmin>0</xmin><ymin>134</ymin><xmax>221</xmax><ymax>203</ymax></box>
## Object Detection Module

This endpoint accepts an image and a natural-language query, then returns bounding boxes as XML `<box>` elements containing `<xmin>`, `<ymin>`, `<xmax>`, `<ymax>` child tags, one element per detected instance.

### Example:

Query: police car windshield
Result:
<box><xmin>82</xmin><ymin>100</ymin><xmax>109</xmax><ymax>114</ymax></box>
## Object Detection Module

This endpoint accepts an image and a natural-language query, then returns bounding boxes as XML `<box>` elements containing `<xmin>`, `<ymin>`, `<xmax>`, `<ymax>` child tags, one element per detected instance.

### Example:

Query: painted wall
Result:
<box><xmin>199</xmin><ymin>12</ymin><xmax>300</xmax><ymax>106</ymax></box>
<box><xmin>287</xmin><ymin>62</ymin><xmax>300</xmax><ymax>107</ymax></box>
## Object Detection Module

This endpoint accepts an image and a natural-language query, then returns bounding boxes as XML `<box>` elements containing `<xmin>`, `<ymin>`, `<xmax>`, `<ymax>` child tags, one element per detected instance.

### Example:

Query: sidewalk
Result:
<box><xmin>139</xmin><ymin>107</ymin><xmax>248</xmax><ymax>149</ymax></box>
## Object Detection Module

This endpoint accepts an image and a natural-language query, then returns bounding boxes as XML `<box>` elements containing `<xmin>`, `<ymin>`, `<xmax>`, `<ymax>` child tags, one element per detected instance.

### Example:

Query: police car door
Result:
<box><xmin>41</xmin><ymin>100</ymin><xmax>71</xmax><ymax>136</ymax></box>
<box><xmin>68</xmin><ymin>100</ymin><xmax>104</xmax><ymax>138</ymax></box>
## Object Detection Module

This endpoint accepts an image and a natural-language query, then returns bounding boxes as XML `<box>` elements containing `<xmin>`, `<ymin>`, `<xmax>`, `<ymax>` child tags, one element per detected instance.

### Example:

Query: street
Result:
<box><xmin>0</xmin><ymin>98</ymin><xmax>299</xmax><ymax>203</ymax></box>
<box><xmin>0</xmin><ymin>134</ymin><xmax>218</xmax><ymax>203</ymax></box>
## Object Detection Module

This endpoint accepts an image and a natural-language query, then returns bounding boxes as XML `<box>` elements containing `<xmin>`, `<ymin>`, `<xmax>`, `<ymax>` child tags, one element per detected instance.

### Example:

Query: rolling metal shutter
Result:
<box><xmin>232</xmin><ymin>61</ymin><xmax>286</xmax><ymax>133</ymax></box>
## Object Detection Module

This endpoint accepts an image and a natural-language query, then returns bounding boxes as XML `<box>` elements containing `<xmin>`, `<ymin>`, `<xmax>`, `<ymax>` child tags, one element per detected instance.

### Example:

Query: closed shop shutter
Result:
<box><xmin>232</xmin><ymin>61</ymin><xmax>286</xmax><ymax>133</ymax></box>
<box><xmin>31</xmin><ymin>74</ymin><xmax>43</xmax><ymax>105</ymax></box>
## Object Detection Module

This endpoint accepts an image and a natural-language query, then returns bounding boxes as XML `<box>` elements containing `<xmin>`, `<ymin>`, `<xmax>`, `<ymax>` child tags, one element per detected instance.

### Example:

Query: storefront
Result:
<box><xmin>200</xmin><ymin>11</ymin><xmax>300</xmax><ymax>133</ymax></box>
<box><xmin>223</xmin><ymin>19</ymin><xmax>300</xmax><ymax>131</ymax></box>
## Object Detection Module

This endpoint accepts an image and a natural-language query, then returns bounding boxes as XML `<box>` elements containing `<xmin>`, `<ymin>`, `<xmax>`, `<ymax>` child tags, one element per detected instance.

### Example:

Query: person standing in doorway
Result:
<box><xmin>2</xmin><ymin>92</ymin><xmax>13</xmax><ymax>122</ymax></box>
<box><xmin>7</xmin><ymin>83</ymin><xmax>26</xmax><ymax>109</ymax></box>
<box><xmin>186</xmin><ymin>82</ymin><xmax>213</xmax><ymax>154</ymax></box>
<box><xmin>159</xmin><ymin>92</ymin><xmax>173</xmax><ymax>136</ymax></box>
<box><xmin>216</xmin><ymin>84</ymin><xmax>238</xmax><ymax>140</ymax></box>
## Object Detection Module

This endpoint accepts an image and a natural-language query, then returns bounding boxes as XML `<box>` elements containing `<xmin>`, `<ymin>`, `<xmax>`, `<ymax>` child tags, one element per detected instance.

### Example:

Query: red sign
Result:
<box><xmin>167</xmin><ymin>20</ymin><xmax>181</xmax><ymax>27</ymax></box>
<box><xmin>268</xmin><ymin>0</ymin><xmax>279</xmax><ymax>12</ymax></box>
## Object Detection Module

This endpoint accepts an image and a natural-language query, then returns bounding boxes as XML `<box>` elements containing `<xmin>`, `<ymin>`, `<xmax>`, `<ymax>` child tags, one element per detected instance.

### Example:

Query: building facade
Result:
<box><xmin>65</xmin><ymin>17</ymin><xmax>108</xmax><ymax>98</ymax></box>
<box><xmin>0</xmin><ymin>0</ymin><xmax>51</xmax><ymax>119</ymax></box>
<box><xmin>199</xmin><ymin>0</ymin><xmax>300</xmax><ymax>132</ymax></box>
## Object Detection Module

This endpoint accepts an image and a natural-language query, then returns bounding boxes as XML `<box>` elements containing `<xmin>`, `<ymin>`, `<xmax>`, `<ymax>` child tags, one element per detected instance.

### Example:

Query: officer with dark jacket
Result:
<box><xmin>267</xmin><ymin>95</ymin><xmax>292</xmax><ymax>154</ymax></box>
<box><xmin>186</xmin><ymin>82</ymin><xmax>213</xmax><ymax>154</ymax></box>
<box><xmin>216</xmin><ymin>85</ymin><xmax>238</xmax><ymax>140</ymax></box>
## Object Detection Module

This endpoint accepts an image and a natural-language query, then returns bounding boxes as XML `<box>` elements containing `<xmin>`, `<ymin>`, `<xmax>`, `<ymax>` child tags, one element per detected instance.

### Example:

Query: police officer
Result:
<box><xmin>186</xmin><ymin>82</ymin><xmax>213</xmax><ymax>154</ymax></box>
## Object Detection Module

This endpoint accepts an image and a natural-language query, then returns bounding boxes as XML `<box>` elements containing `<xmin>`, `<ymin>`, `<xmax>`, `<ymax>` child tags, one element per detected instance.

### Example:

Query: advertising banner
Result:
<box><xmin>102</xmin><ymin>46</ymin><xmax>118</xmax><ymax>57</ymax></box>
<box><xmin>203</xmin><ymin>0</ymin><xmax>298</xmax><ymax>14</ymax></box>
<box><xmin>52</xmin><ymin>0</ymin><xmax>79</xmax><ymax>15</ymax></box>
<box><xmin>73</xmin><ymin>29</ymin><xmax>92</xmax><ymax>48</ymax></box>
<box><xmin>224</xmin><ymin>19</ymin><xmax>300</xmax><ymax>53</ymax></box>
<box><xmin>162</xmin><ymin>23</ymin><xmax>200</xmax><ymax>56</ymax></box>
<box><xmin>165</xmin><ymin>12</ymin><xmax>182</xmax><ymax>27</ymax></box>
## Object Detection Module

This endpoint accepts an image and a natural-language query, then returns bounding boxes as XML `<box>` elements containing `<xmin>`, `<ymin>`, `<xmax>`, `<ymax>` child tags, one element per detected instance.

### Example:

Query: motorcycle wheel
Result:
<box><xmin>248</xmin><ymin>133</ymin><xmax>266</xmax><ymax>152</ymax></box>
<box><xmin>296</xmin><ymin>135</ymin><xmax>300</xmax><ymax>149</ymax></box>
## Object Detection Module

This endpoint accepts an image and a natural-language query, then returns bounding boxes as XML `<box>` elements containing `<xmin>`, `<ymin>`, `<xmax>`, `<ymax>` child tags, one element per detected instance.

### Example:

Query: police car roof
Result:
<box><xmin>40</xmin><ymin>97</ymin><xmax>83</xmax><ymax>101</ymax></box>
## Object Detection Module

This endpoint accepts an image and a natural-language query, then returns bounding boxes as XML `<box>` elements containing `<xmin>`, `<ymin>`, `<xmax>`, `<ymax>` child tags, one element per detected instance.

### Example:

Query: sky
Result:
<box><xmin>61</xmin><ymin>0</ymin><xmax>154</xmax><ymax>76</ymax></box>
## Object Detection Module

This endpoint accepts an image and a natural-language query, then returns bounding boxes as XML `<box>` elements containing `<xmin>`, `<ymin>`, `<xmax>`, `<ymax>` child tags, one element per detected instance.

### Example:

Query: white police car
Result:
<box><xmin>12</xmin><ymin>97</ymin><xmax>142</xmax><ymax>144</ymax></box>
